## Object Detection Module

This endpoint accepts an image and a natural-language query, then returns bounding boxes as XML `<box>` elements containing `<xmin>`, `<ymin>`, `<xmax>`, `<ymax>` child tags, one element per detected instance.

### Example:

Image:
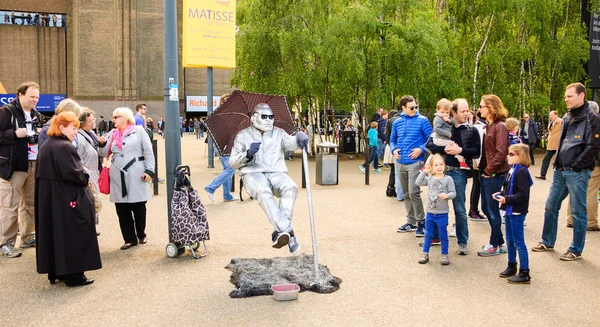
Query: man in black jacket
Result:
<box><xmin>520</xmin><ymin>113</ymin><xmax>539</xmax><ymax>165</ymax></box>
<box><xmin>426</xmin><ymin>98</ymin><xmax>481</xmax><ymax>256</ymax></box>
<box><xmin>533</xmin><ymin>82</ymin><xmax>600</xmax><ymax>261</ymax></box>
<box><xmin>0</xmin><ymin>82</ymin><xmax>42</xmax><ymax>258</ymax></box>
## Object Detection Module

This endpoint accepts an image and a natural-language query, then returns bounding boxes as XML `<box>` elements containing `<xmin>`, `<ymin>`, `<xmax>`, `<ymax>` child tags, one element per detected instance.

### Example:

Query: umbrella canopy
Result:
<box><xmin>204</xmin><ymin>90</ymin><xmax>296</xmax><ymax>155</ymax></box>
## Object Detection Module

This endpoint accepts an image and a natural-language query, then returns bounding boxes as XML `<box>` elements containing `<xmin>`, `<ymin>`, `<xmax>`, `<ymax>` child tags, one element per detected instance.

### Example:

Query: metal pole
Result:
<box><xmin>164</xmin><ymin>0</ymin><xmax>181</xmax><ymax>240</ymax></box>
<box><xmin>207</xmin><ymin>67</ymin><xmax>215</xmax><ymax>168</ymax></box>
<box><xmin>364</xmin><ymin>137</ymin><xmax>370</xmax><ymax>185</ymax></box>
<box><xmin>152</xmin><ymin>139</ymin><xmax>158</xmax><ymax>195</ymax></box>
<box><xmin>302</xmin><ymin>149</ymin><xmax>319</xmax><ymax>283</ymax></box>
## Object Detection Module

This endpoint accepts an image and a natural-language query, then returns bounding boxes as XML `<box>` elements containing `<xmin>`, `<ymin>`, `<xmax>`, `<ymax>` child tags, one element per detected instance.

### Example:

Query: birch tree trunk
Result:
<box><xmin>472</xmin><ymin>12</ymin><xmax>495</xmax><ymax>105</ymax></box>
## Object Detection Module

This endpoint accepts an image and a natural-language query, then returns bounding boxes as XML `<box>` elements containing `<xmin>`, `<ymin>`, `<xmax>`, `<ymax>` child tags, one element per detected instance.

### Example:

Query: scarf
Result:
<box><xmin>108</xmin><ymin>124</ymin><xmax>135</xmax><ymax>156</ymax></box>
<box><xmin>505</xmin><ymin>163</ymin><xmax>533</xmax><ymax>216</ymax></box>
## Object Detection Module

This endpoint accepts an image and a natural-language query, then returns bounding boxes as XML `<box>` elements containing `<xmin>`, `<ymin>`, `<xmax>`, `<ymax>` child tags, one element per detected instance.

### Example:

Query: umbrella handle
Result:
<box><xmin>302</xmin><ymin>148</ymin><xmax>320</xmax><ymax>283</ymax></box>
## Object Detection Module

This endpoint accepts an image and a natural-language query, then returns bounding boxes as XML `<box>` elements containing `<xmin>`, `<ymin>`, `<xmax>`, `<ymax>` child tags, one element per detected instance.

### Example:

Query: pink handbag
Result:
<box><xmin>98</xmin><ymin>167</ymin><xmax>110</xmax><ymax>195</ymax></box>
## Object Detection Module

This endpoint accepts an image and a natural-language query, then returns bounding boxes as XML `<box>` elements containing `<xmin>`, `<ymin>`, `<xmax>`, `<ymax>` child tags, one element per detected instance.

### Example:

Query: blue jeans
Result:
<box><xmin>200</xmin><ymin>129</ymin><xmax>204</xmax><ymax>138</ymax></box>
<box><xmin>505</xmin><ymin>213</ymin><xmax>528</xmax><ymax>270</ymax></box>
<box><xmin>204</xmin><ymin>156</ymin><xmax>235</xmax><ymax>200</ymax></box>
<box><xmin>393</xmin><ymin>166</ymin><xmax>405</xmax><ymax>200</ymax></box>
<box><xmin>541</xmin><ymin>168</ymin><xmax>591</xmax><ymax>254</ymax></box>
<box><xmin>446</xmin><ymin>170</ymin><xmax>468</xmax><ymax>246</ymax></box>
<box><xmin>377</xmin><ymin>139</ymin><xmax>384</xmax><ymax>161</ymax></box>
<box><xmin>362</xmin><ymin>146</ymin><xmax>379</xmax><ymax>169</ymax></box>
<box><xmin>423</xmin><ymin>213</ymin><xmax>449</xmax><ymax>255</ymax></box>
<box><xmin>480</xmin><ymin>174</ymin><xmax>505</xmax><ymax>247</ymax></box>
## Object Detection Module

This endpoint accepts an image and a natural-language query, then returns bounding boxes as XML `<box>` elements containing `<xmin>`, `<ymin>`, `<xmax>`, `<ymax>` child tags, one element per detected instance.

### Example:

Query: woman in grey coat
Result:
<box><xmin>74</xmin><ymin>108</ymin><xmax>103</xmax><ymax>234</ymax></box>
<box><xmin>99</xmin><ymin>107</ymin><xmax>155</xmax><ymax>250</ymax></box>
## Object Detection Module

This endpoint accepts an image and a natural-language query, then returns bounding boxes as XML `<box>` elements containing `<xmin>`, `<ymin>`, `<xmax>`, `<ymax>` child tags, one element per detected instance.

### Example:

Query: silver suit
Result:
<box><xmin>230</xmin><ymin>126</ymin><xmax>299</xmax><ymax>233</ymax></box>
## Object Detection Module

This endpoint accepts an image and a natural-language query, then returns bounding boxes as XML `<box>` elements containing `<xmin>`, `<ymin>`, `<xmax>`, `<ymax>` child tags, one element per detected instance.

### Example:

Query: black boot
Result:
<box><xmin>499</xmin><ymin>262</ymin><xmax>518</xmax><ymax>278</ymax></box>
<box><xmin>386</xmin><ymin>186</ymin><xmax>397</xmax><ymax>197</ymax></box>
<box><xmin>508</xmin><ymin>269</ymin><xmax>531</xmax><ymax>284</ymax></box>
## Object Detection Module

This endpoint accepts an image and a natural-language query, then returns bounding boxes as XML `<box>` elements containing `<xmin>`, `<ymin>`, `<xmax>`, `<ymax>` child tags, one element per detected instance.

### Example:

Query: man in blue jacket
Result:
<box><xmin>390</xmin><ymin>95</ymin><xmax>433</xmax><ymax>236</ymax></box>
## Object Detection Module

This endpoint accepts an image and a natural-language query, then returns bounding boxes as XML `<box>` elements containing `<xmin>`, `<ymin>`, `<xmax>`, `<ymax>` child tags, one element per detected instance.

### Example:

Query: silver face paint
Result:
<box><xmin>251</xmin><ymin>104</ymin><xmax>274</xmax><ymax>132</ymax></box>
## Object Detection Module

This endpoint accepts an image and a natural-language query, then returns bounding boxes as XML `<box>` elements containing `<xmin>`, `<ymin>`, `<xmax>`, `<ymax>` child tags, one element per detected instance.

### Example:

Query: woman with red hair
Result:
<box><xmin>35</xmin><ymin>112</ymin><xmax>101</xmax><ymax>287</ymax></box>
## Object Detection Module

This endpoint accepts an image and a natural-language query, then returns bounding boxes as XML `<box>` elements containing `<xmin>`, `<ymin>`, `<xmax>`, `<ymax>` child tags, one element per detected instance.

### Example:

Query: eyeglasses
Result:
<box><xmin>479</xmin><ymin>105</ymin><xmax>489</xmax><ymax>109</ymax></box>
<box><xmin>508</xmin><ymin>152</ymin><xmax>517</xmax><ymax>157</ymax></box>
<box><xmin>112</xmin><ymin>115</ymin><xmax>122</xmax><ymax>120</ymax></box>
<box><xmin>260</xmin><ymin>114</ymin><xmax>275</xmax><ymax>120</ymax></box>
<box><xmin>407</xmin><ymin>106</ymin><xmax>418</xmax><ymax>111</ymax></box>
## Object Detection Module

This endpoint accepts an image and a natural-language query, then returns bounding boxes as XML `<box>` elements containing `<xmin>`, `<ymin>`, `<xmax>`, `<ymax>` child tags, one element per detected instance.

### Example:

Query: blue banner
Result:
<box><xmin>0</xmin><ymin>94</ymin><xmax>66</xmax><ymax>112</ymax></box>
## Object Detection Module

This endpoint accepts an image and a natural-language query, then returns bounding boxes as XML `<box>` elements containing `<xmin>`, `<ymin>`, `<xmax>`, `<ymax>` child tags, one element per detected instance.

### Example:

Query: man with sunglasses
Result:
<box><xmin>390</xmin><ymin>95</ymin><xmax>433</xmax><ymax>237</ymax></box>
<box><xmin>229</xmin><ymin>103</ymin><xmax>308</xmax><ymax>255</ymax></box>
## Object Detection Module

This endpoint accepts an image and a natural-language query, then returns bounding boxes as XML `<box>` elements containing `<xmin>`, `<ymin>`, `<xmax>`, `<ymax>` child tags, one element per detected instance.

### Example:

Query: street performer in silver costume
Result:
<box><xmin>230</xmin><ymin>103</ymin><xmax>308</xmax><ymax>255</ymax></box>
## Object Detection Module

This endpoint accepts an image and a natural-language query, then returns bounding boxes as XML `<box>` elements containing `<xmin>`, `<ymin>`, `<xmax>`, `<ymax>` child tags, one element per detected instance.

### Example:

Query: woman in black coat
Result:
<box><xmin>35</xmin><ymin>112</ymin><xmax>102</xmax><ymax>287</ymax></box>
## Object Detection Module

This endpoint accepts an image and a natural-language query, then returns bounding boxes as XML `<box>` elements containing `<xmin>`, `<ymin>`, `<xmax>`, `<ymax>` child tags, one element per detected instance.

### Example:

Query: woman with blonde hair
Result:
<box><xmin>38</xmin><ymin>98</ymin><xmax>83</xmax><ymax>148</ymax></box>
<box><xmin>98</xmin><ymin>107</ymin><xmax>155</xmax><ymax>250</ymax></box>
<box><xmin>35</xmin><ymin>111</ymin><xmax>101</xmax><ymax>286</ymax></box>
<box><xmin>477</xmin><ymin>94</ymin><xmax>510</xmax><ymax>257</ymax></box>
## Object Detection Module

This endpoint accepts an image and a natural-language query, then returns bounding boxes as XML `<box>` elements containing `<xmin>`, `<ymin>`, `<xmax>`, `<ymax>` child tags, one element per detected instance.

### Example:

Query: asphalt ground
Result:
<box><xmin>1</xmin><ymin>134</ymin><xmax>599</xmax><ymax>326</ymax></box>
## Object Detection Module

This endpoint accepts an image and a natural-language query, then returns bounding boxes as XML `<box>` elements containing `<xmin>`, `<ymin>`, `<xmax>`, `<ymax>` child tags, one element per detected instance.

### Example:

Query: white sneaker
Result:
<box><xmin>449</xmin><ymin>224</ymin><xmax>456</xmax><ymax>237</ymax></box>
<box><xmin>206</xmin><ymin>191</ymin><xmax>215</xmax><ymax>202</ymax></box>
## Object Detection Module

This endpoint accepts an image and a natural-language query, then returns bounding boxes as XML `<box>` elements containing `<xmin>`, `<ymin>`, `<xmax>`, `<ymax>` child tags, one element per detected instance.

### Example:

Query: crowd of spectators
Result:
<box><xmin>2</xmin><ymin>11</ymin><xmax>65</xmax><ymax>27</ymax></box>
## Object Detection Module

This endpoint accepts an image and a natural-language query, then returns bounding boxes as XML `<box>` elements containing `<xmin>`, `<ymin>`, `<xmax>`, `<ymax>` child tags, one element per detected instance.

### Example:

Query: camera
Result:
<box><xmin>27</xmin><ymin>134</ymin><xmax>39</xmax><ymax>144</ymax></box>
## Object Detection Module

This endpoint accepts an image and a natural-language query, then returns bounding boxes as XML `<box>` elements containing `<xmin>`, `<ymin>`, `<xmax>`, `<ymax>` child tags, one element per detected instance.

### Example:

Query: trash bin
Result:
<box><xmin>316</xmin><ymin>142</ymin><xmax>338</xmax><ymax>185</ymax></box>
<box><xmin>339</xmin><ymin>131</ymin><xmax>356</xmax><ymax>154</ymax></box>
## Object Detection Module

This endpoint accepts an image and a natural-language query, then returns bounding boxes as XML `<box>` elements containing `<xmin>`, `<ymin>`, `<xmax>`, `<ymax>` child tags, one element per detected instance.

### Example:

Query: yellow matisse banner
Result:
<box><xmin>183</xmin><ymin>0</ymin><xmax>236</xmax><ymax>69</ymax></box>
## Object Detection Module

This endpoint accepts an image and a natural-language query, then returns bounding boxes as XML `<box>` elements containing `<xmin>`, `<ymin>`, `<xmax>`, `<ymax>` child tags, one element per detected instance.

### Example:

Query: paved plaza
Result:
<box><xmin>2</xmin><ymin>135</ymin><xmax>599</xmax><ymax>326</ymax></box>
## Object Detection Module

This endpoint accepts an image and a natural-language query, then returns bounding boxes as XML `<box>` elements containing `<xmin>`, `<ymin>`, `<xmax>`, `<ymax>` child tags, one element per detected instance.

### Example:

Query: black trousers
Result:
<box><xmin>388</xmin><ymin>163</ymin><xmax>396</xmax><ymax>188</ymax></box>
<box><xmin>115</xmin><ymin>202</ymin><xmax>147</xmax><ymax>244</ymax></box>
<box><xmin>469</xmin><ymin>169</ymin><xmax>481</xmax><ymax>213</ymax></box>
<box><xmin>539</xmin><ymin>150</ymin><xmax>556</xmax><ymax>177</ymax></box>
<box><xmin>526</xmin><ymin>141</ymin><xmax>535</xmax><ymax>165</ymax></box>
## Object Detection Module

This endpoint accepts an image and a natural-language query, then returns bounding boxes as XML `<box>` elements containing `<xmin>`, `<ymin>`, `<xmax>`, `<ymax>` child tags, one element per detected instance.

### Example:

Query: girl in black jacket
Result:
<box><xmin>493</xmin><ymin>143</ymin><xmax>533</xmax><ymax>284</ymax></box>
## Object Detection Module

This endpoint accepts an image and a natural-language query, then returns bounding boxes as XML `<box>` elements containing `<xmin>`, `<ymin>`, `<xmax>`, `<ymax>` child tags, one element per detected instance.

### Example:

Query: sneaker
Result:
<box><xmin>1</xmin><ymin>242</ymin><xmax>22</xmax><ymax>258</ymax></box>
<box><xmin>419</xmin><ymin>238</ymin><xmax>441</xmax><ymax>247</ymax></box>
<box><xmin>477</xmin><ymin>244</ymin><xmax>500</xmax><ymax>257</ymax></box>
<box><xmin>204</xmin><ymin>187</ymin><xmax>215</xmax><ymax>202</ymax></box>
<box><xmin>418</xmin><ymin>253</ymin><xmax>429</xmax><ymax>264</ymax></box>
<box><xmin>359</xmin><ymin>165</ymin><xmax>366</xmax><ymax>174</ymax></box>
<box><xmin>158</xmin><ymin>178</ymin><xmax>166</xmax><ymax>183</ymax></box>
<box><xmin>469</xmin><ymin>211</ymin><xmax>487</xmax><ymax>222</ymax></box>
<box><xmin>441</xmin><ymin>255</ymin><xmax>450</xmax><ymax>265</ymax></box>
<box><xmin>499</xmin><ymin>244</ymin><xmax>507</xmax><ymax>253</ymax></box>
<box><xmin>397</xmin><ymin>223</ymin><xmax>417</xmax><ymax>233</ymax></box>
<box><xmin>19</xmin><ymin>235</ymin><xmax>36</xmax><ymax>248</ymax></box>
<box><xmin>459</xmin><ymin>161</ymin><xmax>470</xmax><ymax>170</ymax></box>
<box><xmin>458</xmin><ymin>244</ymin><xmax>468</xmax><ymax>255</ymax></box>
<box><xmin>559</xmin><ymin>250</ymin><xmax>582</xmax><ymax>261</ymax></box>
<box><xmin>415</xmin><ymin>223</ymin><xmax>425</xmax><ymax>237</ymax></box>
<box><xmin>288</xmin><ymin>236</ymin><xmax>301</xmax><ymax>255</ymax></box>
<box><xmin>373</xmin><ymin>169</ymin><xmax>382</xmax><ymax>173</ymax></box>
<box><xmin>224</xmin><ymin>197</ymin><xmax>239</xmax><ymax>202</ymax></box>
<box><xmin>271</xmin><ymin>232</ymin><xmax>290</xmax><ymax>249</ymax></box>
<box><xmin>449</xmin><ymin>224</ymin><xmax>456</xmax><ymax>237</ymax></box>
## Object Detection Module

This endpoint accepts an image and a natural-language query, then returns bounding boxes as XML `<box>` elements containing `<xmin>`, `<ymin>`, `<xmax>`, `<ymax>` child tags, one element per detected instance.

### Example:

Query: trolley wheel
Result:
<box><xmin>166</xmin><ymin>243</ymin><xmax>179</xmax><ymax>258</ymax></box>
<box><xmin>191</xmin><ymin>242</ymin><xmax>200</xmax><ymax>250</ymax></box>
<box><xmin>178</xmin><ymin>247</ymin><xmax>186</xmax><ymax>255</ymax></box>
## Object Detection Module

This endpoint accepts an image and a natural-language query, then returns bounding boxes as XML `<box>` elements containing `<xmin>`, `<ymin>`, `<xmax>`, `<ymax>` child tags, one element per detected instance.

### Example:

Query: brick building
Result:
<box><xmin>0</xmin><ymin>0</ymin><xmax>235</xmax><ymax>120</ymax></box>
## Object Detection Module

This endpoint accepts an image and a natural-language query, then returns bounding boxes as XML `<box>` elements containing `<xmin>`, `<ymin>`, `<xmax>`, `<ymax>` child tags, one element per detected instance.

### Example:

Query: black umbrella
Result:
<box><xmin>204</xmin><ymin>90</ymin><xmax>296</xmax><ymax>155</ymax></box>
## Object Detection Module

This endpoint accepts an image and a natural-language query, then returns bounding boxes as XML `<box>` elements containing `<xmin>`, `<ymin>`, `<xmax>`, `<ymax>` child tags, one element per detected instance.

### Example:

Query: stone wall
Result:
<box><xmin>0</xmin><ymin>25</ymin><xmax>67</xmax><ymax>94</ymax></box>
<box><xmin>2</xmin><ymin>0</ymin><xmax>235</xmax><ymax>117</ymax></box>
